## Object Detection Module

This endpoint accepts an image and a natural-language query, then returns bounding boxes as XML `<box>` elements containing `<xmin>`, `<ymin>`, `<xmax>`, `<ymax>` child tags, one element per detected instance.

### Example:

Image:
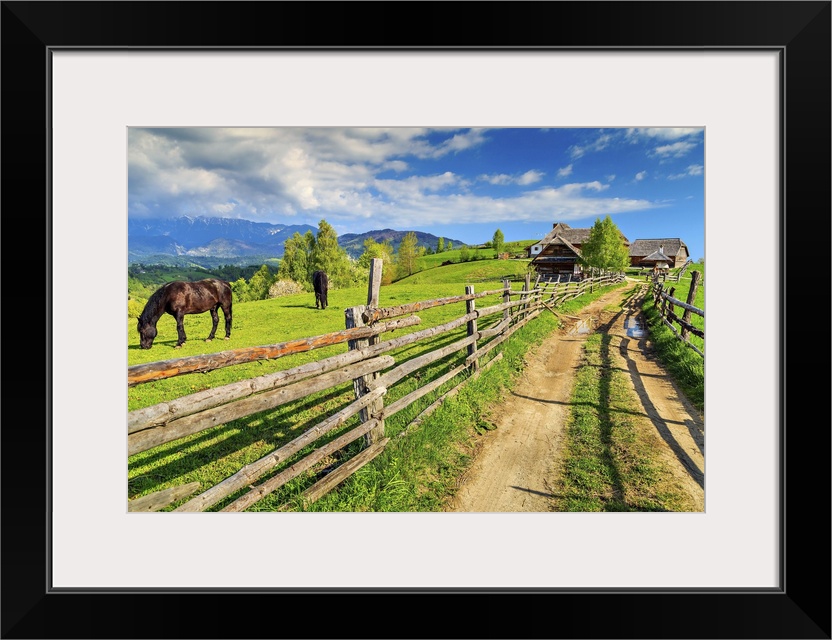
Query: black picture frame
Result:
<box><xmin>2</xmin><ymin>2</ymin><xmax>829</xmax><ymax>638</ymax></box>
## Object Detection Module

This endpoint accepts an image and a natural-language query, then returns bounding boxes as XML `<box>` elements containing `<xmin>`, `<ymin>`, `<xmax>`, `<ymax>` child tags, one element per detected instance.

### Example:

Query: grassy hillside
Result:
<box><xmin>397</xmin><ymin>257</ymin><xmax>532</xmax><ymax>285</ymax></box>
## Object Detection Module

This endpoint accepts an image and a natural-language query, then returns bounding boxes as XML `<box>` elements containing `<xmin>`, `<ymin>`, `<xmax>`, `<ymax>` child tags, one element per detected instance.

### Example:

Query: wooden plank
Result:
<box><xmin>128</xmin><ymin>356</ymin><xmax>394</xmax><ymax>456</ymax></box>
<box><xmin>220</xmin><ymin>418</ymin><xmax>380</xmax><ymax>512</ymax></box>
<box><xmin>127</xmin><ymin>482</ymin><xmax>201</xmax><ymax>512</ymax></box>
<box><xmin>128</xmin><ymin>349</ymin><xmax>401</xmax><ymax>434</ymax></box>
<box><xmin>346</xmin><ymin>306</ymin><xmax>385</xmax><ymax>445</ymax></box>
<box><xmin>477</xmin><ymin>317</ymin><xmax>510</xmax><ymax>340</ymax></box>
<box><xmin>466</xmin><ymin>285</ymin><xmax>479</xmax><ymax>373</ymax></box>
<box><xmin>173</xmin><ymin>387</ymin><xmax>387</xmax><ymax>512</ymax></box>
<box><xmin>128</xmin><ymin>315</ymin><xmax>420</xmax><ymax>386</ymax></box>
<box><xmin>360</xmin><ymin>258</ymin><xmax>386</xmax><ymax>444</ymax></box>
<box><xmin>465</xmin><ymin>310</ymin><xmax>541</xmax><ymax>365</ymax></box>
<box><xmin>382</xmin><ymin>364</ymin><xmax>469</xmax><ymax>418</ymax></box>
<box><xmin>399</xmin><ymin>353</ymin><xmax>503</xmax><ymax>438</ymax></box>
<box><xmin>368</xmin><ymin>334</ymin><xmax>478</xmax><ymax>392</ymax></box>
<box><xmin>277</xmin><ymin>439</ymin><xmax>390</xmax><ymax>511</ymax></box>
<box><xmin>361</xmin><ymin>290</ymin><xmax>504</xmax><ymax>324</ymax></box>
<box><xmin>681</xmin><ymin>270</ymin><xmax>702</xmax><ymax>341</ymax></box>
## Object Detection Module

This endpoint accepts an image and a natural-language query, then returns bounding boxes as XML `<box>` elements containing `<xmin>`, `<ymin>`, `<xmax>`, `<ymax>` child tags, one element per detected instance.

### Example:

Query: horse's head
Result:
<box><xmin>138</xmin><ymin>319</ymin><xmax>157</xmax><ymax>349</ymax></box>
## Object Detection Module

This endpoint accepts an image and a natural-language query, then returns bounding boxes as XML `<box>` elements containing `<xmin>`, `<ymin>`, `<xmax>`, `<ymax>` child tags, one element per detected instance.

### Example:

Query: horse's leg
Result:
<box><xmin>223</xmin><ymin>305</ymin><xmax>232</xmax><ymax>339</ymax></box>
<box><xmin>206</xmin><ymin>308</ymin><xmax>219</xmax><ymax>341</ymax></box>
<box><xmin>175</xmin><ymin>312</ymin><xmax>187</xmax><ymax>348</ymax></box>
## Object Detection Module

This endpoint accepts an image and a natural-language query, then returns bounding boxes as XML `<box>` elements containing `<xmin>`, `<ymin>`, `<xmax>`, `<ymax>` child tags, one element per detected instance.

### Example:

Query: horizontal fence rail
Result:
<box><xmin>650</xmin><ymin>270</ymin><xmax>704</xmax><ymax>357</ymax></box>
<box><xmin>128</xmin><ymin>261</ymin><xmax>626</xmax><ymax>512</ymax></box>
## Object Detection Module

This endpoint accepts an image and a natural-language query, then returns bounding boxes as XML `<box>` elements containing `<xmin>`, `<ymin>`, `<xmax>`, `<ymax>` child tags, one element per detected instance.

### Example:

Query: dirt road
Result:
<box><xmin>444</xmin><ymin>279</ymin><xmax>705</xmax><ymax>512</ymax></box>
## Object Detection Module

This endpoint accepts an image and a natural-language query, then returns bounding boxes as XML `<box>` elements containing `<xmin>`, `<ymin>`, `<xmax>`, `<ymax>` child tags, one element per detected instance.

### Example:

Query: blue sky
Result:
<box><xmin>128</xmin><ymin>127</ymin><xmax>705</xmax><ymax>260</ymax></box>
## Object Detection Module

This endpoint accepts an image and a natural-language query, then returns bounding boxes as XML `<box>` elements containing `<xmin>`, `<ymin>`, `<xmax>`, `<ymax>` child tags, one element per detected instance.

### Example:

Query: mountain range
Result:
<box><xmin>128</xmin><ymin>216</ymin><xmax>466</xmax><ymax>266</ymax></box>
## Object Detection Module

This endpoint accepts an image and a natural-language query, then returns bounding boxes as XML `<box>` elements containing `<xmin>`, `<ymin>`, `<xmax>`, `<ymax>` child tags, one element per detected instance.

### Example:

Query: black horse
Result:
<box><xmin>312</xmin><ymin>270</ymin><xmax>329</xmax><ymax>309</ymax></box>
<box><xmin>137</xmin><ymin>278</ymin><xmax>232</xmax><ymax>349</ymax></box>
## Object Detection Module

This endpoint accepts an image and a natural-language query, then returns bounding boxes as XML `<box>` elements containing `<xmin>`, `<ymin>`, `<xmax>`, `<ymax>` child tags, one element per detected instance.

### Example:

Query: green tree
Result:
<box><xmin>459</xmin><ymin>246</ymin><xmax>471</xmax><ymax>262</ymax></box>
<box><xmin>358</xmin><ymin>237</ymin><xmax>396</xmax><ymax>285</ymax></box>
<box><xmin>230</xmin><ymin>277</ymin><xmax>250</xmax><ymax>303</ymax></box>
<box><xmin>396</xmin><ymin>231</ymin><xmax>419</xmax><ymax>278</ymax></box>
<box><xmin>492</xmin><ymin>228</ymin><xmax>505</xmax><ymax>257</ymax></box>
<box><xmin>437</xmin><ymin>237</ymin><xmax>445</xmax><ymax>253</ymax></box>
<box><xmin>310</xmin><ymin>219</ymin><xmax>357</xmax><ymax>289</ymax></box>
<box><xmin>278</xmin><ymin>231</ymin><xmax>315</xmax><ymax>289</ymax></box>
<box><xmin>579</xmin><ymin>215</ymin><xmax>630</xmax><ymax>272</ymax></box>
<box><xmin>247</xmin><ymin>264</ymin><xmax>274</xmax><ymax>301</ymax></box>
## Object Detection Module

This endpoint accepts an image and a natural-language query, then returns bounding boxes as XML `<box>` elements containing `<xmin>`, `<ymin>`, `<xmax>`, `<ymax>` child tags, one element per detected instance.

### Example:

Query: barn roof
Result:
<box><xmin>533</xmin><ymin>222</ymin><xmax>629</xmax><ymax>248</ymax></box>
<box><xmin>530</xmin><ymin>233</ymin><xmax>584</xmax><ymax>263</ymax></box>
<box><xmin>629</xmin><ymin>238</ymin><xmax>688</xmax><ymax>257</ymax></box>
<box><xmin>640</xmin><ymin>249</ymin><xmax>672</xmax><ymax>263</ymax></box>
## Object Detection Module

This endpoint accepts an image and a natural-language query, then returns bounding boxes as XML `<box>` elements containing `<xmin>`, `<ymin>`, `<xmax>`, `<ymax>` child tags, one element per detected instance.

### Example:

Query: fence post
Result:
<box><xmin>466</xmin><ymin>285</ymin><xmax>479</xmax><ymax>373</ymax></box>
<box><xmin>502</xmin><ymin>279</ymin><xmax>511</xmax><ymax>324</ymax></box>
<box><xmin>681</xmin><ymin>270</ymin><xmax>701</xmax><ymax>342</ymax></box>
<box><xmin>533</xmin><ymin>274</ymin><xmax>541</xmax><ymax>312</ymax></box>
<box><xmin>523</xmin><ymin>272</ymin><xmax>531</xmax><ymax>320</ymax></box>
<box><xmin>345</xmin><ymin>258</ymin><xmax>385</xmax><ymax>445</ymax></box>
<box><xmin>661</xmin><ymin>285</ymin><xmax>671</xmax><ymax>319</ymax></box>
<box><xmin>667</xmin><ymin>286</ymin><xmax>676</xmax><ymax>327</ymax></box>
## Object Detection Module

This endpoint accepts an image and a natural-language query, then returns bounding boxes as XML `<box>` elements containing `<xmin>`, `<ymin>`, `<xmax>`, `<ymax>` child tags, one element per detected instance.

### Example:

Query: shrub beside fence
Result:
<box><xmin>127</xmin><ymin>260</ymin><xmax>625</xmax><ymax>513</ymax></box>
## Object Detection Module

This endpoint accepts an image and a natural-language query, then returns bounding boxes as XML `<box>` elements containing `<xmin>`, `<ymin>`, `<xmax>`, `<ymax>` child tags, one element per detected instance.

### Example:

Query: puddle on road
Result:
<box><xmin>570</xmin><ymin>318</ymin><xmax>594</xmax><ymax>335</ymax></box>
<box><xmin>625</xmin><ymin>316</ymin><xmax>646</xmax><ymax>338</ymax></box>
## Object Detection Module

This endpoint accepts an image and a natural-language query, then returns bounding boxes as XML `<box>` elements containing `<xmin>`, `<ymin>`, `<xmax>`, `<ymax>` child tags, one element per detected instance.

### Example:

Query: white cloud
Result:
<box><xmin>569</xmin><ymin>133</ymin><xmax>612</xmax><ymax>159</ymax></box>
<box><xmin>667</xmin><ymin>164</ymin><xmax>704</xmax><ymax>180</ymax></box>
<box><xmin>635</xmin><ymin>171</ymin><xmax>647</xmax><ymax>181</ymax></box>
<box><xmin>128</xmin><ymin>127</ymin><xmax>667</xmax><ymax>235</ymax></box>
<box><xmin>479</xmin><ymin>170</ymin><xmax>543</xmax><ymax>186</ymax></box>
<box><xmin>652</xmin><ymin>141</ymin><xmax>697</xmax><ymax>158</ymax></box>
<box><xmin>627</xmin><ymin>127</ymin><xmax>702</xmax><ymax>141</ymax></box>
<box><xmin>517</xmin><ymin>170</ymin><xmax>544</xmax><ymax>185</ymax></box>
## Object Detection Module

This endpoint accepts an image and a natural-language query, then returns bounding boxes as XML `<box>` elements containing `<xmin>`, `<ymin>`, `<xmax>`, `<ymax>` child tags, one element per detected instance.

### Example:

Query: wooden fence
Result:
<box><xmin>127</xmin><ymin>261</ymin><xmax>625</xmax><ymax>513</ymax></box>
<box><xmin>650</xmin><ymin>270</ymin><xmax>704</xmax><ymax>357</ymax></box>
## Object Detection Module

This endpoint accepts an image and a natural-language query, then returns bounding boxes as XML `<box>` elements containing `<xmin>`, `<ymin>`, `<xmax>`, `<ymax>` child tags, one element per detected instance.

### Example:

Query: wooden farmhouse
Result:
<box><xmin>629</xmin><ymin>238</ymin><xmax>690</xmax><ymax>268</ymax></box>
<box><xmin>527</xmin><ymin>222</ymin><xmax>630</xmax><ymax>279</ymax></box>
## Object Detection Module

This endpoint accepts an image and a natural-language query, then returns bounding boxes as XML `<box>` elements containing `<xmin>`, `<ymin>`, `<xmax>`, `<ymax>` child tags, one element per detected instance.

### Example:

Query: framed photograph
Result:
<box><xmin>3</xmin><ymin>2</ymin><xmax>829</xmax><ymax>638</ymax></box>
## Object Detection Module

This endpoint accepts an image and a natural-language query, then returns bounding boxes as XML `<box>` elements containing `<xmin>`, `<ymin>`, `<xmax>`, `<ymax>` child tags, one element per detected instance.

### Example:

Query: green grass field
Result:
<box><xmin>128</xmin><ymin>261</ymin><xmax>553</xmax><ymax>511</ymax></box>
<box><xmin>127</xmin><ymin>260</ymin><xmax>696</xmax><ymax>512</ymax></box>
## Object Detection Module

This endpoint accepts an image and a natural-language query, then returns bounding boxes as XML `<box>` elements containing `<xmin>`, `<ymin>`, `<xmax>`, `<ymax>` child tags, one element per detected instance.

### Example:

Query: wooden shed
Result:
<box><xmin>639</xmin><ymin>247</ymin><xmax>673</xmax><ymax>270</ymax></box>
<box><xmin>629</xmin><ymin>238</ymin><xmax>690</xmax><ymax>268</ymax></box>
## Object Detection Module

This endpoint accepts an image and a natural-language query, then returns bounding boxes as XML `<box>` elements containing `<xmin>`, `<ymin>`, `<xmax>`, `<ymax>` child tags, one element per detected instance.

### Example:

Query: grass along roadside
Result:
<box><xmin>640</xmin><ymin>266</ymin><xmax>705</xmax><ymax>414</ymax></box>
<box><xmin>554</xmin><ymin>330</ymin><xmax>700</xmax><ymax>512</ymax></box>
<box><xmin>300</xmin><ymin>281</ymin><xmax>630</xmax><ymax>512</ymax></box>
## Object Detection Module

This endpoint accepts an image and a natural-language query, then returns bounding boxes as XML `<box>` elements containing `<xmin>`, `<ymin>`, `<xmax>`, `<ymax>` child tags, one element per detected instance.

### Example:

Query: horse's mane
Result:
<box><xmin>138</xmin><ymin>283</ymin><xmax>169</xmax><ymax>325</ymax></box>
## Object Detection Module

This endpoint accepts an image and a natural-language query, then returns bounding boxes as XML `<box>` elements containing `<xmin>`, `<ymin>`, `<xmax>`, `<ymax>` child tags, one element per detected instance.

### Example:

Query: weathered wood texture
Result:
<box><xmin>128</xmin><ymin>315</ymin><xmax>419</xmax><ymax>386</ymax></box>
<box><xmin>127</xmin><ymin>482</ymin><xmax>201</xmax><ymax>512</ymax></box>
<box><xmin>465</xmin><ymin>285</ymin><xmax>479</xmax><ymax>373</ymax></box>
<box><xmin>220</xmin><ymin>418</ymin><xmax>381</xmax><ymax>512</ymax></box>
<box><xmin>173</xmin><ymin>387</ymin><xmax>387</xmax><ymax>512</ymax></box>
<box><xmin>361</xmin><ymin>286</ymin><xmax>509</xmax><ymax>324</ymax></box>
<box><xmin>128</xmin><ymin>357</ymin><xmax>393</xmax><ymax>456</ymax></box>
<box><xmin>277</xmin><ymin>438</ymin><xmax>390</xmax><ymax>511</ymax></box>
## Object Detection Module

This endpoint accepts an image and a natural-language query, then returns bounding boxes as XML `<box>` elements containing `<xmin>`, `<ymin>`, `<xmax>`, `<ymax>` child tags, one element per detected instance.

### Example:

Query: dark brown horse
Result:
<box><xmin>137</xmin><ymin>278</ymin><xmax>232</xmax><ymax>349</ymax></box>
<box><xmin>312</xmin><ymin>270</ymin><xmax>329</xmax><ymax>309</ymax></box>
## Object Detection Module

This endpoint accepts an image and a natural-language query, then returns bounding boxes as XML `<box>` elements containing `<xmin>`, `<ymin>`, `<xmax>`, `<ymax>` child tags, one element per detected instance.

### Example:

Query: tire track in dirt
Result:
<box><xmin>444</xmin><ymin>280</ymin><xmax>705</xmax><ymax>512</ymax></box>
